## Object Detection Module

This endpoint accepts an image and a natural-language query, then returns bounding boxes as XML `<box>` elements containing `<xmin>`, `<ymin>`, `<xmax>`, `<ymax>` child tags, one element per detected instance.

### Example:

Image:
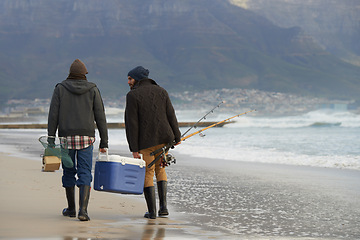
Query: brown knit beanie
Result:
<box><xmin>69</xmin><ymin>59</ymin><xmax>88</xmax><ymax>75</ymax></box>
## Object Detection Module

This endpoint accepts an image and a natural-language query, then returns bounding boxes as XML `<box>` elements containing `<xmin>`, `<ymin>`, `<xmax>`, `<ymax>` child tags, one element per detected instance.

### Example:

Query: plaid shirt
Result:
<box><xmin>66</xmin><ymin>136</ymin><xmax>95</xmax><ymax>150</ymax></box>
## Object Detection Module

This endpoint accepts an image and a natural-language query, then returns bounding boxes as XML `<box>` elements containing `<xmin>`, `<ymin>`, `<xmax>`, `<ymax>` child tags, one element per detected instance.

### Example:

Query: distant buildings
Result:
<box><xmin>0</xmin><ymin>88</ymin><xmax>358</xmax><ymax>122</ymax></box>
<box><xmin>169</xmin><ymin>88</ymin><xmax>357</xmax><ymax>116</ymax></box>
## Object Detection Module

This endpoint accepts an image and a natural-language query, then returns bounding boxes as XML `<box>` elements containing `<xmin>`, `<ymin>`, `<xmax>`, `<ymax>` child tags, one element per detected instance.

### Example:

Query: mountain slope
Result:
<box><xmin>0</xmin><ymin>0</ymin><xmax>360</xmax><ymax>102</ymax></box>
<box><xmin>231</xmin><ymin>0</ymin><xmax>360</xmax><ymax>66</ymax></box>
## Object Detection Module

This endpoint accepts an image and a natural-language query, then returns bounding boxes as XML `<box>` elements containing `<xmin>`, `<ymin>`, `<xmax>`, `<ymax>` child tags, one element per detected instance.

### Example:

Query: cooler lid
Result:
<box><xmin>97</xmin><ymin>154</ymin><xmax>146</xmax><ymax>168</ymax></box>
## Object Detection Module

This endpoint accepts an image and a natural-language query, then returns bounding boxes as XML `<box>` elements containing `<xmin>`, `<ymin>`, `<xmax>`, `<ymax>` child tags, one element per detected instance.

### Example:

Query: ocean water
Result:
<box><xmin>165</xmin><ymin>109</ymin><xmax>360</xmax><ymax>238</ymax></box>
<box><xmin>108</xmin><ymin>109</ymin><xmax>360</xmax><ymax>171</ymax></box>
<box><xmin>104</xmin><ymin>108</ymin><xmax>360</xmax><ymax>239</ymax></box>
<box><xmin>1</xmin><ymin>108</ymin><xmax>359</xmax><ymax>239</ymax></box>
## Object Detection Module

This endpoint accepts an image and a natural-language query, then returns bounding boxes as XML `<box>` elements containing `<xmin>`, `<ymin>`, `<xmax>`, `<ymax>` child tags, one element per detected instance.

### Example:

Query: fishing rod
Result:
<box><xmin>180</xmin><ymin>100</ymin><xmax>223</xmax><ymax>138</ymax></box>
<box><xmin>149</xmin><ymin>101</ymin><xmax>224</xmax><ymax>159</ymax></box>
<box><xmin>181</xmin><ymin>109</ymin><xmax>256</xmax><ymax>141</ymax></box>
<box><xmin>147</xmin><ymin>109</ymin><xmax>256</xmax><ymax>168</ymax></box>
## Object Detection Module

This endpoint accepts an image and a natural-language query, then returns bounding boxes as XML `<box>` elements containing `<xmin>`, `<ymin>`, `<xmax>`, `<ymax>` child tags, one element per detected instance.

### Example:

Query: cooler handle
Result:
<box><xmin>97</xmin><ymin>148</ymin><xmax>109</xmax><ymax>161</ymax></box>
<box><xmin>96</xmin><ymin>149</ymin><xmax>144</xmax><ymax>162</ymax></box>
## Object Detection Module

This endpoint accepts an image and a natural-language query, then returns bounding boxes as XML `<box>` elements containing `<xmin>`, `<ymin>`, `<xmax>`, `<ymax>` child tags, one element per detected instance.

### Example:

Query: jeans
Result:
<box><xmin>62</xmin><ymin>145</ymin><xmax>93</xmax><ymax>187</ymax></box>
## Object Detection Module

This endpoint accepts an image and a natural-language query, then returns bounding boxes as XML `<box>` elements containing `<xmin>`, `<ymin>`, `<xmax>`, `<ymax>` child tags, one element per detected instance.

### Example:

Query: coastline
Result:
<box><xmin>0</xmin><ymin>129</ymin><xmax>233</xmax><ymax>239</ymax></box>
<box><xmin>0</xmin><ymin>121</ymin><xmax>231</xmax><ymax>129</ymax></box>
<box><xmin>0</xmin><ymin>153</ymin><xmax>146</xmax><ymax>239</ymax></box>
<box><xmin>0</xmin><ymin>153</ymin><xmax>227</xmax><ymax>239</ymax></box>
<box><xmin>1</xmin><ymin>129</ymin><xmax>360</xmax><ymax>239</ymax></box>
<box><xmin>166</xmin><ymin>154</ymin><xmax>360</xmax><ymax>238</ymax></box>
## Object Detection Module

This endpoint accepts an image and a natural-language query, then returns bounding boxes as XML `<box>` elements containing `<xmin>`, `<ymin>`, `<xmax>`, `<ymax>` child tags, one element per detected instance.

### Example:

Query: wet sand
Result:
<box><xmin>0</xmin><ymin>129</ymin><xmax>232</xmax><ymax>239</ymax></box>
<box><xmin>167</xmin><ymin>155</ymin><xmax>360</xmax><ymax>239</ymax></box>
<box><xmin>0</xmin><ymin>153</ymin><xmax>226</xmax><ymax>239</ymax></box>
<box><xmin>0</xmin><ymin>129</ymin><xmax>360</xmax><ymax>239</ymax></box>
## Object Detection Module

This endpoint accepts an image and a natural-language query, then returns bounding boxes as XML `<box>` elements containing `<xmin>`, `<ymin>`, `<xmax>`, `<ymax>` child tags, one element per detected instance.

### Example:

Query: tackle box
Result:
<box><xmin>42</xmin><ymin>147</ymin><xmax>61</xmax><ymax>171</ymax></box>
<box><xmin>93</xmin><ymin>152</ymin><xmax>145</xmax><ymax>194</ymax></box>
<box><xmin>42</xmin><ymin>156</ymin><xmax>61</xmax><ymax>172</ymax></box>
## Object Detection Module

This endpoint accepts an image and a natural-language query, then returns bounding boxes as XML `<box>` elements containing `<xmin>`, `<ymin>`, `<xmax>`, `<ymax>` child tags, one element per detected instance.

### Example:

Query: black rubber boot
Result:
<box><xmin>62</xmin><ymin>187</ymin><xmax>76</xmax><ymax>217</ymax></box>
<box><xmin>143</xmin><ymin>186</ymin><xmax>156</xmax><ymax>219</ymax></box>
<box><xmin>78</xmin><ymin>185</ymin><xmax>91</xmax><ymax>221</ymax></box>
<box><xmin>157</xmin><ymin>181</ymin><xmax>169</xmax><ymax>217</ymax></box>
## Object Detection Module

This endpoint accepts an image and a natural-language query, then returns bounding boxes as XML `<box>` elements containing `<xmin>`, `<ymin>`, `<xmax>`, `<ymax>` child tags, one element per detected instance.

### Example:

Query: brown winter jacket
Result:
<box><xmin>125</xmin><ymin>78</ymin><xmax>181</xmax><ymax>152</ymax></box>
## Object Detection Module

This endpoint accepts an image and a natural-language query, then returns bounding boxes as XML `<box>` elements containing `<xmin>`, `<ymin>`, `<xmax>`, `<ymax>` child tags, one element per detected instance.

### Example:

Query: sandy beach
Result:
<box><xmin>0</xmin><ymin>129</ymin><xmax>231</xmax><ymax>240</ymax></box>
<box><xmin>168</xmin><ymin>156</ymin><xmax>360</xmax><ymax>239</ymax></box>
<box><xmin>0</xmin><ymin>153</ymin><xmax>224</xmax><ymax>239</ymax></box>
<box><xmin>0</xmin><ymin>129</ymin><xmax>360</xmax><ymax>239</ymax></box>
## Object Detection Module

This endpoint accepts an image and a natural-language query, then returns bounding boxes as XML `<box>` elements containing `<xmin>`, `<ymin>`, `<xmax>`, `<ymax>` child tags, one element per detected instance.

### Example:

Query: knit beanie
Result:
<box><xmin>127</xmin><ymin>66</ymin><xmax>149</xmax><ymax>81</ymax></box>
<box><xmin>69</xmin><ymin>59</ymin><xmax>88</xmax><ymax>75</ymax></box>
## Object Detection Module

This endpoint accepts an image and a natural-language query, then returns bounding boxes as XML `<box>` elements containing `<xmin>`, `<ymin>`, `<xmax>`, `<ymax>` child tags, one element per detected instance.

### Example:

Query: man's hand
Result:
<box><xmin>99</xmin><ymin>148</ymin><xmax>107</xmax><ymax>153</ymax></box>
<box><xmin>132</xmin><ymin>152</ymin><xmax>141</xmax><ymax>159</ymax></box>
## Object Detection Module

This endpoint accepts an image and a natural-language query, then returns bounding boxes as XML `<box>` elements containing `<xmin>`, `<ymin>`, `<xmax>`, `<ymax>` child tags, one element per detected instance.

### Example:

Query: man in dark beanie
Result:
<box><xmin>125</xmin><ymin>66</ymin><xmax>181</xmax><ymax>219</ymax></box>
<box><xmin>127</xmin><ymin>66</ymin><xmax>150</xmax><ymax>89</ymax></box>
<box><xmin>48</xmin><ymin>59</ymin><xmax>108</xmax><ymax>221</ymax></box>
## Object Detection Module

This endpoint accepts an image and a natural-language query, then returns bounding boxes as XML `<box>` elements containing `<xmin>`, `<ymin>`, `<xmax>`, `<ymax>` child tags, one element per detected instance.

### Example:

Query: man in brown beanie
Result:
<box><xmin>125</xmin><ymin>66</ymin><xmax>181</xmax><ymax>219</ymax></box>
<box><xmin>48</xmin><ymin>59</ymin><xmax>108</xmax><ymax>221</ymax></box>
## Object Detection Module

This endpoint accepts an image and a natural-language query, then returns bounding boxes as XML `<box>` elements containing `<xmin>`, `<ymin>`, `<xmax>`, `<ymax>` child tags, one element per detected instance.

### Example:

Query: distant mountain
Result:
<box><xmin>230</xmin><ymin>0</ymin><xmax>360</xmax><ymax>66</ymax></box>
<box><xmin>0</xmin><ymin>0</ymin><xmax>360</xmax><ymax>104</ymax></box>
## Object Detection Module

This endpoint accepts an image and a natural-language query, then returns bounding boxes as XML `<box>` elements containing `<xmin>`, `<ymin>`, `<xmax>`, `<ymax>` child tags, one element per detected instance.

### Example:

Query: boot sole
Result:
<box><xmin>78</xmin><ymin>215</ymin><xmax>90</xmax><ymax>221</ymax></box>
<box><xmin>62</xmin><ymin>209</ymin><xmax>76</xmax><ymax>218</ymax></box>
<box><xmin>63</xmin><ymin>212</ymin><xmax>76</xmax><ymax>217</ymax></box>
<box><xmin>144</xmin><ymin>212</ymin><xmax>156</xmax><ymax>219</ymax></box>
<box><xmin>78</xmin><ymin>211</ymin><xmax>90</xmax><ymax>221</ymax></box>
<box><xmin>158</xmin><ymin>210</ymin><xmax>169</xmax><ymax>216</ymax></box>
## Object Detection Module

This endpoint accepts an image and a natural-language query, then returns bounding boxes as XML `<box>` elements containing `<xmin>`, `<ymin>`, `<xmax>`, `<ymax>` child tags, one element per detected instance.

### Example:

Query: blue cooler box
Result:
<box><xmin>94</xmin><ymin>153</ymin><xmax>146</xmax><ymax>194</ymax></box>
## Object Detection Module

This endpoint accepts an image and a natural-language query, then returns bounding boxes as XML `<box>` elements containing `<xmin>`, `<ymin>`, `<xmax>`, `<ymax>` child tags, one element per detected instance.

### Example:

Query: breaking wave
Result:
<box><xmin>225</xmin><ymin>110</ymin><xmax>360</xmax><ymax>128</ymax></box>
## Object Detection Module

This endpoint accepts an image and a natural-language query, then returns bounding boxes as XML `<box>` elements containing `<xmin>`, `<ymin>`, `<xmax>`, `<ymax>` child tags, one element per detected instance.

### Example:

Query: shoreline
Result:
<box><xmin>165</xmin><ymin>152</ymin><xmax>360</xmax><ymax>239</ymax></box>
<box><xmin>0</xmin><ymin>153</ymin><xmax>228</xmax><ymax>239</ymax></box>
<box><xmin>1</xmin><ymin>129</ymin><xmax>360</xmax><ymax>239</ymax></box>
<box><xmin>0</xmin><ymin>128</ymin><xmax>237</xmax><ymax>239</ymax></box>
<box><xmin>0</xmin><ymin>153</ymin><xmax>145</xmax><ymax>239</ymax></box>
<box><xmin>0</xmin><ymin>121</ymin><xmax>232</xmax><ymax>129</ymax></box>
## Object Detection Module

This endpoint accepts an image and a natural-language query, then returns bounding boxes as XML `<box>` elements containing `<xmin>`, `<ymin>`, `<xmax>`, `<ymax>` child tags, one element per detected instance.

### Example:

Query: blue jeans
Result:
<box><xmin>62</xmin><ymin>145</ymin><xmax>93</xmax><ymax>187</ymax></box>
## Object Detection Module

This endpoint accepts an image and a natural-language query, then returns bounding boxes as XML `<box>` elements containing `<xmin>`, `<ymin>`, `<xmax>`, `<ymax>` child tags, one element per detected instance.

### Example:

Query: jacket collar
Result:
<box><xmin>133</xmin><ymin>78</ymin><xmax>158</xmax><ymax>89</ymax></box>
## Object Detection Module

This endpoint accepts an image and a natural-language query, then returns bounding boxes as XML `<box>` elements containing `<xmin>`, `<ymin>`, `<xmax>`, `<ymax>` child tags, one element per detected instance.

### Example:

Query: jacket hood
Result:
<box><xmin>60</xmin><ymin>79</ymin><xmax>96</xmax><ymax>95</ymax></box>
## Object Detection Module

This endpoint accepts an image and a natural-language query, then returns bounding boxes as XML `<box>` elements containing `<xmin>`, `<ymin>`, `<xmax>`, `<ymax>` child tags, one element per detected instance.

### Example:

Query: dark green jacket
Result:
<box><xmin>125</xmin><ymin>78</ymin><xmax>181</xmax><ymax>152</ymax></box>
<box><xmin>48</xmin><ymin>78</ymin><xmax>108</xmax><ymax>149</ymax></box>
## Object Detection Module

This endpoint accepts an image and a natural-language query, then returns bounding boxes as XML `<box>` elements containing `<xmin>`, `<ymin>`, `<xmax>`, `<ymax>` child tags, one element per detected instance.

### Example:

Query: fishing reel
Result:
<box><xmin>160</xmin><ymin>153</ymin><xmax>176</xmax><ymax>167</ymax></box>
